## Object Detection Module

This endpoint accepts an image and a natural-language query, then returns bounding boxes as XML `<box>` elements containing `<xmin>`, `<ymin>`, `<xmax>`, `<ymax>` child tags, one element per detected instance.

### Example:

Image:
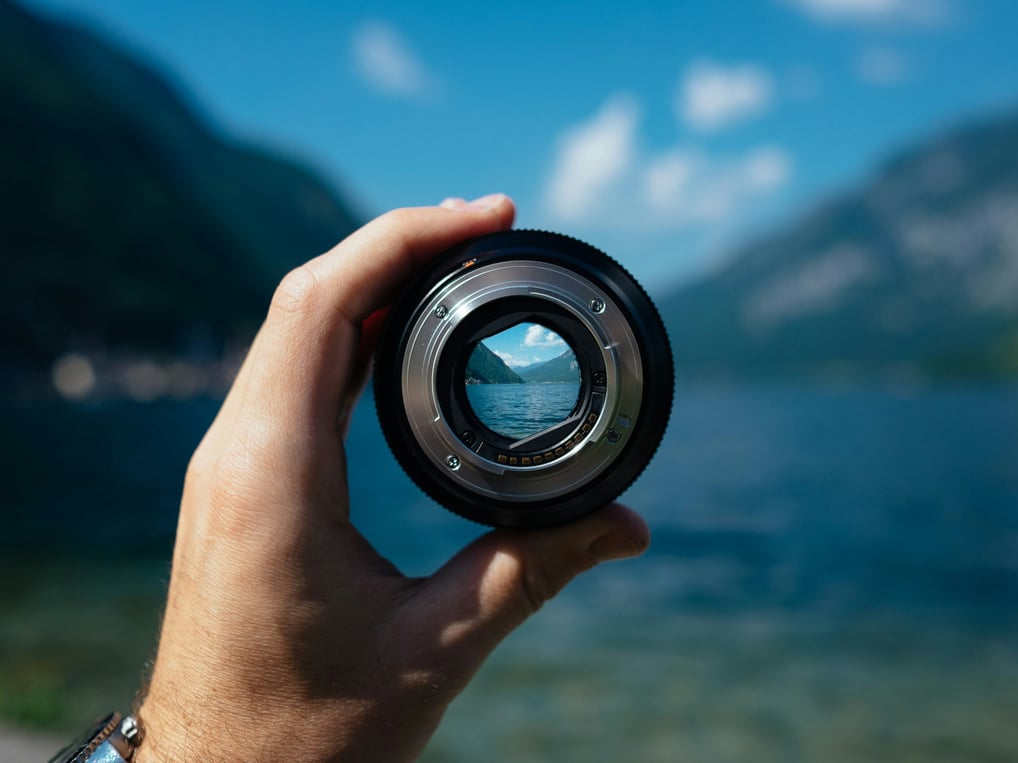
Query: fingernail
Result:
<box><xmin>588</xmin><ymin>531</ymin><xmax>648</xmax><ymax>562</ymax></box>
<box><xmin>464</xmin><ymin>193</ymin><xmax>506</xmax><ymax>210</ymax></box>
<box><xmin>441</xmin><ymin>193</ymin><xmax>506</xmax><ymax>212</ymax></box>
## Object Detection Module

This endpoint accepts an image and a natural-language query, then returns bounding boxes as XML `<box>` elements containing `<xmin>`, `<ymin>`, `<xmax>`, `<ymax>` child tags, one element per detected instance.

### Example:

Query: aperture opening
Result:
<box><xmin>434</xmin><ymin>296</ymin><xmax>606</xmax><ymax>462</ymax></box>
<box><xmin>464</xmin><ymin>322</ymin><xmax>582</xmax><ymax>440</ymax></box>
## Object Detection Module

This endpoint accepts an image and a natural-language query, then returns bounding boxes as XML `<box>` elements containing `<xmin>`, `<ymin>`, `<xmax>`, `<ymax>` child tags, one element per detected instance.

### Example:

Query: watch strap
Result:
<box><xmin>86</xmin><ymin>738</ymin><xmax>131</xmax><ymax>763</ymax></box>
<box><xmin>51</xmin><ymin>713</ymin><xmax>141</xmax><ymax>763</ymax></box>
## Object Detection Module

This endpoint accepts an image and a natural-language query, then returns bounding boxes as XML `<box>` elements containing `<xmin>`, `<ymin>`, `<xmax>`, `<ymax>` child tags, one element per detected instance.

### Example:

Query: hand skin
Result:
<box><xmin>134</xmin><ymin>195</ymin><xmax>650</xmax><ymax>762</ymax></box>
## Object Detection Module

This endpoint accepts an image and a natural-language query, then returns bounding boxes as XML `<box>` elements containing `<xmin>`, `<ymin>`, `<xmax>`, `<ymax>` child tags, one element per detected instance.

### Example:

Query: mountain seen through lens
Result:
<box><xmin>464</xmin><ymin>322</ymin><xmax>581</xmax><ymax>440</ymax></box>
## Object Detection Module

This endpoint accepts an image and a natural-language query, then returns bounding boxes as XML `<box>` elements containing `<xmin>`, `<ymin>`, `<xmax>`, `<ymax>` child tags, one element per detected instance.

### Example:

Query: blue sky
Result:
<box><xmin>23</xmin><ymin>0</ymin><xmax>1018</xmax><ymax>292</ymax></box>
<box><xmin>480</xmin><ymin>323</ymin><xmax>569</xmax><ymax>370</ymax></box>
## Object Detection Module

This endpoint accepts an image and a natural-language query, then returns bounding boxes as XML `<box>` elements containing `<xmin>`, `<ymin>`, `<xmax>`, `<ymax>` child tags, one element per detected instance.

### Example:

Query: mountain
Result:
<box><xmin>465</xmin><ymin>342</ymin><xmax>524</xmax><ymax>384</ymax></box>
<box><xmin>518</xmin><ymin>350</ymin><xmax>581</xmax><ymax>383</ymax></box>
<box><xmin>1</xmin><ymin>0</ymin><xmax>360</xmax><ymax>369</ymax></box>
<box><xmin>661</xmin><ymin>109</ymin><xmax>1018</xmax><ymax>381</ymax></box>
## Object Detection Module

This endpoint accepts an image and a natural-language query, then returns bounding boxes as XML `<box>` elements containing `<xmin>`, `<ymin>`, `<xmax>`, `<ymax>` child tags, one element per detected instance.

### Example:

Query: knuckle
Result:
<box><xmin>271</xmin><ymin>265</ymin><xmax>320</xmax><ymax>315</ymax></box>
<box><xmin>183</xmin><ymin>450</ymin><xmax>207</xmax><ymax>497</ymax></box>
<box><xmin>182</xmin><ymin>432</ymin><xmax>221</xmax><ymax>501</ymax></box>
<box><xmin>374</xmin><ymin>209</ymin><xmax>416</xmax><ymax>247</ymax></box>
<box><xmin>516</xmin><ymin>551</ymin><xmax>595</xmax><ymax>616</ymax></box>
<box><xmin>203</xmin><ymin>437</ymin><xmax>273</xmax><ymax>535</ymax></box>
<box><xmin>519</xmin><ymin>564</ymin><xmax>559</xmax><ymax>615</ymax></box>
<box><xmin>396</xmin><ymin>668</ymin><xmax>458</xmax><ymax>703</ymax></box>
<box><xmin>378</xmin><ymin>206</ymin><xmax>415</xmax><ymax>231</ymax></box>
<box><xmin>486</xmin><ymin>547</ymin><xmax>578</xmax><ymax>618</ymax></box>
<box><xmin>184</xmin><ymin>444</ymin><xmax>206</xmax><ymax>479</ymax></box>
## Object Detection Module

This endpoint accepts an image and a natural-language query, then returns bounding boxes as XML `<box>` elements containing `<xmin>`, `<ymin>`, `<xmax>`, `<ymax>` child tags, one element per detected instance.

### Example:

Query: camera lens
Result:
<box><xmin>373</xmin><ymin>230</ymin><xmax>673</xmax><ymax>528</ymax></box>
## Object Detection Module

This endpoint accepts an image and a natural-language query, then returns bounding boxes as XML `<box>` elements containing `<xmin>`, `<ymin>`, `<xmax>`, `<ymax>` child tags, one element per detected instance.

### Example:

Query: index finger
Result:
<box><xmin>243</xmin><ymin>196</ymin><xmax>516</xmax><ymax>429</ymax></box>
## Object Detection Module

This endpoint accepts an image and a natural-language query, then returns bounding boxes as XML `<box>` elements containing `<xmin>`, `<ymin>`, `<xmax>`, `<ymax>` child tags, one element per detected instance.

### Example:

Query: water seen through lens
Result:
<box><xmin>465</xmin><ymin>383</ymin><xmax>580</xmax><ymax>440</ymax></box>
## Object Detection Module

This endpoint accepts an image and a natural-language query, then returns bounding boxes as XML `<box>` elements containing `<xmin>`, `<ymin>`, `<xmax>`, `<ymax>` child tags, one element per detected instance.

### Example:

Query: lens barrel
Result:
<box><xmin>374</xmin><ymin>230</ymin><xmax>673</xmax><ymax>528</ymax></box>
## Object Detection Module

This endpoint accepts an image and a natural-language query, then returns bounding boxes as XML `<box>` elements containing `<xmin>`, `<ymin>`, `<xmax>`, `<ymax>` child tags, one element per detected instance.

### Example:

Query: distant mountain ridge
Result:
<box><xmin>1</xmin><ymin>0</ymin><xmax>360</xmax><ymax>369</ymax></box>
<box><xmin>518</xmin><ymin>350</ymin><xmax>581</xmax><ymax>383</ymax></box>
<box><xmin>465</xmin><ymin>343</ymin><xmax>524</xmax><ymax>384</ymax></box>
<box><xmin>662</xmin><ymin>108</ymin><xmax>1018</xmax><ymax>380</ymax></box>
<box><xmin>465</xmin><ymin>345</ymin><xmax>581</xmax><ymax>385</ymax></box>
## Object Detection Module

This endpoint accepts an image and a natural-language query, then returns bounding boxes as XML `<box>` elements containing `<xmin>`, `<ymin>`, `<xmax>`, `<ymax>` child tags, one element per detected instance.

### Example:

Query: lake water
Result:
<box><xmin>3</xmin><ymin>384</ymin><xmax>1018</xmax><ymax>761</ymax></box>
<box><xmin>465</xmin><ymin>382</ymin><xmax>580</xmax><ymax>439</ymax></box>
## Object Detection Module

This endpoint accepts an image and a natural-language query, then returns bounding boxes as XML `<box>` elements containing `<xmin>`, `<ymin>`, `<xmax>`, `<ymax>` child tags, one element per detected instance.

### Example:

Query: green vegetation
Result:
<box><xmin>465</xmin><ymin>342</ymin><xmax>524</xmax><ymax>384</ymax></box>
<box><xmin>0</xmin><ymin>0</ymin><xmax>359</xmax><ymax>371</ymax></box>
<box><xmin>0</xmin><ymin>553</ymin><xmax>164</xmax><ymax>731</ymax></box>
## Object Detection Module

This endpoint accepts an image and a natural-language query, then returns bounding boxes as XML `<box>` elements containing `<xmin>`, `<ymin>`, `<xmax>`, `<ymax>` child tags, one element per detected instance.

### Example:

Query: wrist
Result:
<box><xmin>133</xmin><ymin>694</ymin><xmax>308</xmax><ymax>763</ymax></box>
<box><xmin>132</xmin><ymin>698</ymin><xmax>210</xmax><ymax>763</ymax></box>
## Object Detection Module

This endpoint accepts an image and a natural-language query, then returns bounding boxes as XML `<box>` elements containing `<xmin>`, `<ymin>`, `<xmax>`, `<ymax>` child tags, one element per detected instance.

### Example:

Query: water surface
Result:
<box><xmin>3</xmin><ymin>384</ymin><xmax>1017</xmax><ymax>761</ymax></box>
<box><xmin>465</xmin><ymin>382</ymin><xmax>580</xmax><ymax>439</ymax></box>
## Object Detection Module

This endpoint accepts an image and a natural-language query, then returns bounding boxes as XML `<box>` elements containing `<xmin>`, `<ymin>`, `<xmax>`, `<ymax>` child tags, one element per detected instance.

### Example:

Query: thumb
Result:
<box><xmin>407</xmin><ymin>504</ymin><xmax>649</xmax><ymax>680</ymax></box>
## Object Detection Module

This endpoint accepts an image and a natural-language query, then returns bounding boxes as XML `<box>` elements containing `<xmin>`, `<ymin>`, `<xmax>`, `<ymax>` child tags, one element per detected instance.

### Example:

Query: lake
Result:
<box><xmin>465</xmin><ymin>382</ymin><xmax>581</xmax><ymax>439</ymax></box>
<box><xmin>2</xmin><ymin>384</ymin><xmax>1017</xmax><ymax>761</ymax></box>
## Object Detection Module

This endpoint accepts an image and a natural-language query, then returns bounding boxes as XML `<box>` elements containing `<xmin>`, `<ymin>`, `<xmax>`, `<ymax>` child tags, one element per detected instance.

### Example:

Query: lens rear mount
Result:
<box><xmin>374</xmin><ymin>230</ymin><xmax>673</xmax><ymax>528</ymax></box>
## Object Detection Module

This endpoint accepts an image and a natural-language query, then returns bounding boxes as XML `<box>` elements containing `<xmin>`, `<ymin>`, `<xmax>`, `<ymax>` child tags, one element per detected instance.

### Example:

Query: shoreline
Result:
<box><xmin>0</xmin><ymin>724</ymin><xmax>62</xmax><ymax>763</ymax></box>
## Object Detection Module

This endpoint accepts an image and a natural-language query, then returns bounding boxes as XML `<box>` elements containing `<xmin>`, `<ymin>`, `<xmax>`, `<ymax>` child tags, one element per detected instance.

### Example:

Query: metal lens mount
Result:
<box><xmin>374</xmin><ymin>230</ymin><xmax>673</xmax><ymax>528</ymax></box>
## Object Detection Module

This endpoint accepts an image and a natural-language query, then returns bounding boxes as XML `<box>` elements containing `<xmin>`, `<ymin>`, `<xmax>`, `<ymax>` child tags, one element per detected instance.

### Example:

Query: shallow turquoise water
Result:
<box><xmin>2</xmin><ymin>384</ymin><xmax>1017</xmax><ymax>760</ymax></box>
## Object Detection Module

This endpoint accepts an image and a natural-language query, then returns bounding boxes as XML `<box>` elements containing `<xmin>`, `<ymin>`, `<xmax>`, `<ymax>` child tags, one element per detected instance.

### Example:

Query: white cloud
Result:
<box><xmin>523</xmin><ymin>325</ymin><xmax>567</xmax><ymax>349</ymax></box>
<box><xmin>642</xmin><ymin>146</ymin><xmax>792</xmax><ymax>224</ymax></box>
<box><xmin>644</xmin><ymin>150</ymin><xmax>702</xmax><ymax>210</ymax></box>
<box><xmin>351</xmin><ymin>20</ymin><xmax>437</xmax><ymax>99</ymax></box>
<box><xmin>544</xmin><ymin>95</ymin><xmax>640</xmax><ymax>221</ymax></box>
<box><xmin>856</xmin><ymin>46</ymin><xmax>913</xmax><ymax>85</ymax></box>
<box><xmin>680</xmin><ymin>60</ymin><xmax>774</xmax><ymax>132</ymax></box>
<box><xmin>493</xmin><ymin>350</ymin><xmax>538</xmax><ymax>368</ymax></box>
<box><xmin>543</xmin><ymin>97</ymin><xmax>793</xmax><ymax>230</ymax></box>
<box><xmin>783</xmin><ymin>0</ymin><xmax>948</xmax><ymax>25</ymax></box>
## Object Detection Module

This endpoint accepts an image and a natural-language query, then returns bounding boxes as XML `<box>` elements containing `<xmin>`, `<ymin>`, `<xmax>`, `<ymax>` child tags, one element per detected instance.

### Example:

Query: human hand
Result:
<box><xmin>135</xmin><ymin>196</ymin><xmax>650</xmax><ymax>762</ymax></box>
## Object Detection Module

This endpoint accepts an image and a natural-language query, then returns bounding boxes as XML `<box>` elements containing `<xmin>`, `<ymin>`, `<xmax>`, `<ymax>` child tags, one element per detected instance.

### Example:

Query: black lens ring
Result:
<box><xmin>373</xmin><ymin>230</ymin><xmax>673</xmax><ymax>528</ymax></box>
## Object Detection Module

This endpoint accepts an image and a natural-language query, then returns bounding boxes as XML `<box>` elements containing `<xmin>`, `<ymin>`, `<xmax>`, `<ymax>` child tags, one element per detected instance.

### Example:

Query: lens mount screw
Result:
<box><xmin>445</xmin><ymin>455</ymin><xmax>461</xmax><ymax>470</ymax></box>
<box><xmin>589</xmin><ymin>298</ymin><xmax>605</xmax><ymax>314</ymax></box>
<box><xmin>461</xmin><ymin>431</ymin><xmax>476</xmax><ymax>446</ymax></box>
<box><xmin>592</xmin><ymin>371</ymin><xmax>606</xmax><ymax>386</ymax></box>
<box><xmin>606</xmin><ymin>428</ymin><xmax>621</xmax><ymax>444</ymax></box>
<box><xmin>434</xmin><ymin>304</ymin><xmax>448</xmax><ymax>319</ymax></box>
